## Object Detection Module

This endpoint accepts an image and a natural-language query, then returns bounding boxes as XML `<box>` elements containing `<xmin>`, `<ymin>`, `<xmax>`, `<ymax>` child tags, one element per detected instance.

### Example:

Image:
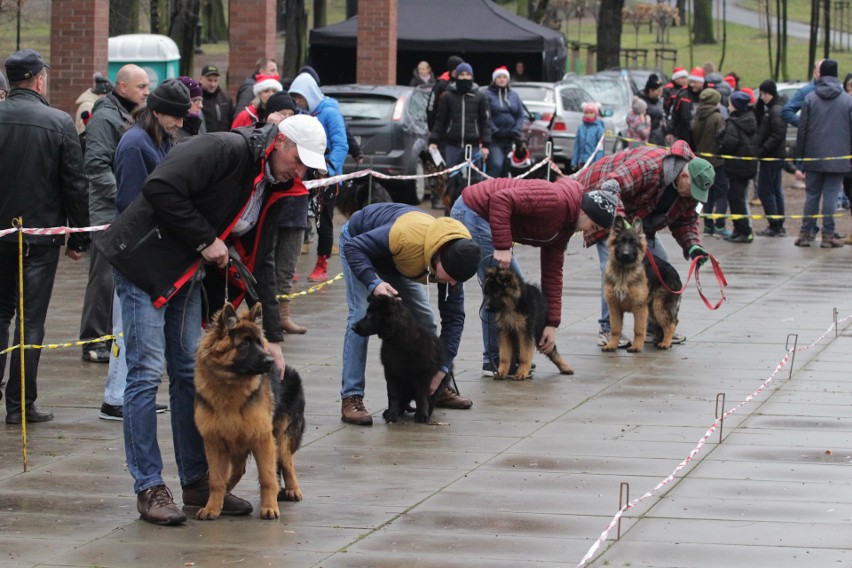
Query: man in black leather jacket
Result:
<box><xmin>0</xmin><ymin>49</ymin><xmax>89</xmax><ymax>424</ymax></box>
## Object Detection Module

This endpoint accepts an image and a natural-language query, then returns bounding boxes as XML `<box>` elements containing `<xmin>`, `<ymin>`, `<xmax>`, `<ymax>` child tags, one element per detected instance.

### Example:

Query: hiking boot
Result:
<box><xmin>725</xmin><ymin>232</ymin><xmax>753</xmax><ymax>243</ymax></box>
<box><xmin>137</xmin><ymin>485</ymin><xmax>186</xmax><ymax>525</ymax></box>
<box><xmin>82</xmin><ymin>343</ymin><xmax>110</xmax><ymax>363</ymax></box>
<box><xmin>777</xmin><ymin>227</ymin><xmax>787</xmax><ymax>237</ymax></box>
<box><xmin>308</xmin><ymin>255</ymin><xmax>329</xmax><ymax>282</ymax></box>
<box><xmin>182</xmin><ymin>476</ymin><xmax>253</xmax><ymax>516</ymax></box>
<box><xmin>715</xmin><ymin>228</ymin><xmax>732</xmax><ymax>239</ymax></box>
<box><xmin>756</xmin><ymin>227</ymin><xmax>779</xmax><ymax>237</ymax></box>
<box><xmin>5</xmin><ymin>406</ymin><xmax>54</xmax><ymax>424</ymax></box>
<box><xmin>596</xmin><ymin>331</ymin><xmax>631</xmax><ymax>349</ymax></box>
<box><xmin>820</xmin><ymin>235</ymin><xmax>845</xmax><ymax>248</ymax></box>
<box><xmin>341</xmin><ymin>395</ymin><xmax>373</xmax><ymax>426</ymax></box>
<box><xmin>794</xmin><ymin>232</ymin><xmax>813</xmax><ymax>247</ymax></box>
<box><xmin>99</xmin><ymin>402</ymin><xmax>167</xmax><ymax>420</ymax></box>
<box><xmin>434</xmin><ymin>385</ymin><xmax>472</xmax><ymax>409</ymax></box>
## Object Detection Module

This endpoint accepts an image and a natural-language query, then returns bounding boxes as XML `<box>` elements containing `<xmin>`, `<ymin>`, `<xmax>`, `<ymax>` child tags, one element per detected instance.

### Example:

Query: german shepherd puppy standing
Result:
<box><xmin>482</xmin><ymin>268</ymin><xmax>574</xmax><ymax>380</ymax></box>
<box><xmin>193</xmin><ymin>303</ymin><xmax>305</xmax><ymax>520</ymax></box>
<box><xmin>603</xmin><ymin>216</ymin><xmax>682</xmax><ymax>352</ymax></box>
<box><xmin>351</xmin><ymin>294</ymin><xmax>450</xmax><ymax>424</ymax></box>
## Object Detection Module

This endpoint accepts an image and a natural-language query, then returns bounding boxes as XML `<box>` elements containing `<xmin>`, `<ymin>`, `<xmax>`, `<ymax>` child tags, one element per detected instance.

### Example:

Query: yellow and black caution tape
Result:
<box><xmin>611</xmin><ymin>134</ymin><xmax>852</xmax><ymax>162</ymax></box>
<box><xmin>276</xmin><ymin>272</ymin><xmax>343</xmax><ymax>300</ymax></box>
<box><xmin>0</xmin><ymin>333</ymin><xmax>117</xmax><ymax>356</ymax></box>
<box><xmin>700</xmin><ymin>212</ymin><xmax>846</xmax><ymax>220</ymax></box>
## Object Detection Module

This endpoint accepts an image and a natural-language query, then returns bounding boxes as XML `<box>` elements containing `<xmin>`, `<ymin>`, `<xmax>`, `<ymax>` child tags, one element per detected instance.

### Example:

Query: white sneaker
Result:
<box><xmin>597</xmin><ymin>331</ymin><xmax>631</xmax><ymax>349</ymax></box>
<box><xmin>645</xmin><ymin>332</ymin><xmax>687</xmax><ymax>344</ymax></box>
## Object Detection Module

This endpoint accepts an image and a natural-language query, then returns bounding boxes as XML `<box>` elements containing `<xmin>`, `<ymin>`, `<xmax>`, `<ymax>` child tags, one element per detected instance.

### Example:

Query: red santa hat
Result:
<box><xmin>492</xmin><ymin>66</ymin><xmax>510</xmax><ymax>81</ymax></box>
<box><xmin>688</xmin><ymin>67</ymin><xmax>705</xmax><ymax>83</ymax></box>
<box><xmin>671</xmin><ymin>67</ymin><xmax>688</xmax><ymax>80</ymax></box>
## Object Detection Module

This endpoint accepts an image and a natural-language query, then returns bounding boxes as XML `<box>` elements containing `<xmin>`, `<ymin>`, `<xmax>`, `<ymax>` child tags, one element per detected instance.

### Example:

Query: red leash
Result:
<box><xmin>644</xmin><ymin>247</ymin><xmax>728</xmax><ymax>310</ymax></box>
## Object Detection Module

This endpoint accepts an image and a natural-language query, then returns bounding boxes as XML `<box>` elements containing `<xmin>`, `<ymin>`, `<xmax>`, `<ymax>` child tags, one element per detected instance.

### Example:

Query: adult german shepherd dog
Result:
<box><xmin>482</xmin><ymin>268</ymin><xmax>574</xmax><ymax>380</ymax></box>
<box><xmin>602</xmin><ymin>216</ymin><xmax>682</xmax><ymax>352</ymax></box>
<box><xmin>193</xmin><ymin>303</ymin><xmax>305</xmax><ymax>520</ymax></box>
<box><xmin>351</xmin><ymin>294</ymin><xmax>450</xmax><ymax>424</ymax></box>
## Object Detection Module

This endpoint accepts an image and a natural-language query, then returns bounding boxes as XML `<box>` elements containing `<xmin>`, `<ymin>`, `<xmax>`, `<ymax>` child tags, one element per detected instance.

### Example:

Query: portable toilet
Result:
<box><xmin>108</xmin><ymin>34</ymin><xmax>180</xmax><ymax>89</ymax></box>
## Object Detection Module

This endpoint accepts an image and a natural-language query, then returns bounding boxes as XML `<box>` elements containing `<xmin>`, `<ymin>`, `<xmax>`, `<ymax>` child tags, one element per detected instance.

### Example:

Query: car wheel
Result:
<box><xmin>399</xmin><ymin>158</ymin><xmax>426</xmax><ymax>204</ymax></box>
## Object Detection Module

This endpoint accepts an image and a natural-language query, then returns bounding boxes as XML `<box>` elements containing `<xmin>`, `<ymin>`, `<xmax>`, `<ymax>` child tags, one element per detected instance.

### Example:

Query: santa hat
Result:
<box><xmin>492</xmin><ymin>66</ymin><xmax>510</xmax><ymax>81</ymax></box>
<box><xmin>688</xmin><ymin>67</ymin><xmax>705</xmax><ymax>83</ymax></box>
<box><xmin>671</xmin><ymin>67</ymin><xmax>688</xmax><ymax>80</ymax></box>
<box><xmin>723</xmin><ymin>75</ymin><xmax>737</xmax><ymax>89</ymax></box>
<box><xmin>253</xmin><ymin>74</ymin><xmax>283</xmax><ymax>97</ymax></box>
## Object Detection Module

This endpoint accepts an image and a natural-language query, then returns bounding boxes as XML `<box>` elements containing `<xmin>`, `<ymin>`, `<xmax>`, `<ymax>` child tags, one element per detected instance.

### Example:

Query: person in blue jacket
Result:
<box><xmin>573</xmin><ymin>102</ymin><xmax>605</xmax><ymax>171</ymax></box>
<box><xmin>289</xmin><ymin>71</ymin><xmax>349</xmax><ymax>282</ymax></box>
<box><xmin>484</xmin><ymin>66</ymin><xmax>525</xmax><ymax>177</ymax></box>
<box><xmin>338</xmin><ymin>203</ymin><xmax>481</xmax><ymax>426</ymax></box>
<box><xmin>781</xmin><ymin>59</ymin><xmax>823</xmax><ymax>127</ymax></box>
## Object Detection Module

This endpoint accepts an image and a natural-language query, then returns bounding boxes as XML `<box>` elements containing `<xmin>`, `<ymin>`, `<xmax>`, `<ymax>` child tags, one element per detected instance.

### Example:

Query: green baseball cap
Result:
<box><xmin>687</xmin><ymin>157</ymin><xmax>714</xmax><ymax>202</ymax></box>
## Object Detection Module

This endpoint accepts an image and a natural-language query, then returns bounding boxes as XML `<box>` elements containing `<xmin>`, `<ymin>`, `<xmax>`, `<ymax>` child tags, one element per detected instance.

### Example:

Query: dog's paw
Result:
<box><xmin>601</xmin><ymin>344</ymin><xmax>618</xmax><ymax>352</ymax></box>
<box><xmin>382</xmin><ymin>409</ymin><xmax>399</xmax><ymax>423</ymax></box>
<box><xmin>196</xmin><ymin>507</ymin><xmax>221</xmax><ymax>521</ymax></box>
<box><xmin>559</xmin><ymin>367</ymin><xmax>574</xmax><ymax>375</ymax></box>
<box><xmin>414</xmin><ymin>412</ymin><xmax>430</xmax><ymax>423</ymax></box>
<box><xmin>278</xmin><ymin>488</ymin><xmax>303</xmax><ymax>502</ymax></box>
<box><xmin>655</xmin><ymin>342</ymin><xmax>672</xmax><ymax>350</ymax></box>
<box><xmin>260</xmin><ymin>505</ymin><xmax>280</xmax><ymax>520</ymax></box>
<box><xmin>626</xmin><ymin>345</ymin><xmax>643</xmax><ymax>353</ymax></box>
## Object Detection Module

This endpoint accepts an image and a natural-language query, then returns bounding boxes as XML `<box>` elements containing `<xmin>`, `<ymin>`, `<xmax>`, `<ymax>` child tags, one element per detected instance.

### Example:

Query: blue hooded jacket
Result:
<box><xmin>572</xmin><ymin>119</ymin><xmax>605</xmax><ymax>168</ymax></box>
<box><xmin>484</xmin><ymin>84</ymin><xmax>524</xmax><ymax>141</ymax></box>
<box><xmin>289</xmin><ymin>72</ymin><xmax>349</xmax><ymax>176</ymax></box>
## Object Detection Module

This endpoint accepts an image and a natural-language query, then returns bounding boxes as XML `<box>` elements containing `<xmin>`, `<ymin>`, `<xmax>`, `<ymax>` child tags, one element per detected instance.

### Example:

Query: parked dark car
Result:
<box><xmin>321</xmin><ymin>84</ymin><xmax>431</xmax><ymax>204</ymax></box>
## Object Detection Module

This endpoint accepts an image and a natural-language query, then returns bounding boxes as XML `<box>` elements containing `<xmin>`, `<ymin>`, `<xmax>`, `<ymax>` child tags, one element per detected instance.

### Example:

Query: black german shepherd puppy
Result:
<box><xmin>351</xmin><ymin>295</ymin><xmax>449</xmax><ymax>423</ymax></box>
<box><xmin>482</xmin><ymin>268</ymin><xmax>574</xmax><ymax>380</ymax></box>
<box><xmin>603</xmin><ymin>216</ymin><xmax>682</xmax><ymax>351</ymax></box>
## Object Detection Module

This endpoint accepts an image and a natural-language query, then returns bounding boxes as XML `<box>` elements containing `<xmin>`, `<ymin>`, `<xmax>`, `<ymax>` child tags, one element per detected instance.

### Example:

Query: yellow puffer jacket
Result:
<box><xmin>388</xmin><ymin>212</ymin><xmax>472</xmax><ymax>283</ymax></box>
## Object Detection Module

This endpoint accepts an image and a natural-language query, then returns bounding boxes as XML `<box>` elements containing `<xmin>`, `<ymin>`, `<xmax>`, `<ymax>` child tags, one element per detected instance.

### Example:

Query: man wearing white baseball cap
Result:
<box><xmin>97</xmin><ymin>114</ymin><xmax>327</xmax><ymax>525</ymax></box>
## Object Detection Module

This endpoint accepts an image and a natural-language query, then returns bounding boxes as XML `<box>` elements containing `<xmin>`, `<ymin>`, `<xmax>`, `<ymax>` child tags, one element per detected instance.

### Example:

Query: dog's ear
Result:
<box><xmin>220</xmin><ymin>303</ymin><xmax>239</xmax><ymax>331</ymax></box>
<box><xmin>484</xmin><ymin>267</ymin><xmax>497</xmax><ymax>280</ymax></box>
<box><xmin>632</xmin><ymin>217</ymin><xmax>643</xmax><ymax>234</ymax></box>
<box><xmin>613</xmin><ymin>215</ymin><xmax>628</xmax><ymax>233</ymax></box>
<box><xmin>249</xmin><ymin>302</ymin><xmax>263</xmax><ymax>327</ymax></box>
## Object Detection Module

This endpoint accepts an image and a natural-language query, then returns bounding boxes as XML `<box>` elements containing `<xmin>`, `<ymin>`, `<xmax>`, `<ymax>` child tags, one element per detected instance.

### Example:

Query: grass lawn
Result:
<box><xmin>736</xmin><ymin>0</ymin><xmax>824</xmax><ymax>25</ymax></box>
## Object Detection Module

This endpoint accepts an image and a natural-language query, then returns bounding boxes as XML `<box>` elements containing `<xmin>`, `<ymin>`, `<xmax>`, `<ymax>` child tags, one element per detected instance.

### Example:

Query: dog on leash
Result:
<box><xmin>193</xmin><ymin>303</ymin><xmax>306</xmax><ymax>520</ymax></box>
<box><xmin>335</xmin><ymin>178</ymin><xmax>393</xmax><ymax>219</ymax></box>
<box><xmin>602</xmin><ymin>216</ymin><xmax>682</xmax><ymax>352</ymax></box>
<box><xmin>481</xmin><ymin>268</ymin><xmax>574</xmax><ymax>380</ymax></box>
<box><xmin>351</xmin><ymin>294</ymin><xmax>450</xmax><ymax>424</ymax></box>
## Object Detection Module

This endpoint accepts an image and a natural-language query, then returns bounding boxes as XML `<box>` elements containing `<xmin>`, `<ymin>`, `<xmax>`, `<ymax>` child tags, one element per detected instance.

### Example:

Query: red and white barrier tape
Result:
<box><xmin>303</xmin><ymin>160</ymin><xmax>471</xmax><ymax>189</ymax></box>
<box><xmin>0</xmin><ymin>224</ymin><xmax>111</xmax><ymax>239</ymax></box>
<box><xmin>576</xmin><ymin>313</ymin><xmax>852</xmax><ymax>568</ymax></box>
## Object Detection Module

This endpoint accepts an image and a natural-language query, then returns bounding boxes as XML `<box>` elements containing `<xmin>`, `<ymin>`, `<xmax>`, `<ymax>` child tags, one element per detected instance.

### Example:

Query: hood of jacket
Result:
<box><xmin>815</xmin><ymin>76</ymin><xmax>843</xmax><ymax>100</ymax></box>
<box><xmin>728</xmin><ymin>109</ymin><xmax>758</xmax><ymax>134</ymax></box>
<box><xmin>696</xmin><ymin>101</ymin><xmax>721</xmax><ymax>120</ymax></box>
<box><xmin>289</xmin><ymin>72</ymin><xmax>324</xmax><ymax>112</ymax></box>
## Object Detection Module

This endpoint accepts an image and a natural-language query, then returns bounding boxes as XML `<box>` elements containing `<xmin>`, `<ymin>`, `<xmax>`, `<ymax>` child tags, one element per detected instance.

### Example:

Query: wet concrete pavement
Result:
<box><xmin>2</xmin><ymin>219</ymin><xmax>851</xmax><ymax>568</ymax></box>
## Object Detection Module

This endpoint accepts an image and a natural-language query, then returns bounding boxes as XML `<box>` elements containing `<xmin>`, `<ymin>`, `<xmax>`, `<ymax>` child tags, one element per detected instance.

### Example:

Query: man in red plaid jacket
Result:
<box><xmin>573</xmin><ymin>139</ymin><xmax>715</xmax><ymax>347</ymax></box>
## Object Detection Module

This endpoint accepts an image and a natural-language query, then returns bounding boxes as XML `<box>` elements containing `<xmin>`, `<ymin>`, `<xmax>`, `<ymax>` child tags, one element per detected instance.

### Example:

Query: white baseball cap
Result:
<box><xmin>277</xmin><ymin>114</ymin><xmax>328</xmax><ymax>174</ymax></box>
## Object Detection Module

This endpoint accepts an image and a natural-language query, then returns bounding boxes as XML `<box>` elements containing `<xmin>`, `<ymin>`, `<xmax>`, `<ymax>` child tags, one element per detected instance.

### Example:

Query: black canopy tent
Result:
<box><xmin>308</xmin><ymin>0</ymin><xmax>567</xmax><ymax>86</ymax></box>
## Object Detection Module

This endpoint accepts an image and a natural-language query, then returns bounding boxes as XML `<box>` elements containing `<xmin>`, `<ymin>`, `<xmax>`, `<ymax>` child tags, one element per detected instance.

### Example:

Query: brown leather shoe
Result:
<box><xmin>341</xmin><ymin>395</ymin><xmax>373</xmax><ymax>425</ymax></box>
<box><xmin>821</xmin><ymin>235</ymin><xmax>845</xmax><ymax>248</ymax></box>
<box><xmin>182</xmin><ymin>475</ymin><xmax>253</xmax><ymax>516</ymax></box>
<box><xmin>137</xmin><ymin>485</ymin><xmax>186</xmax><ymax>525</ymax></box>
<box><xmin>434</xmin><ymin>385</ymin><xmax>473</xmax><ymax>409</ymax></box>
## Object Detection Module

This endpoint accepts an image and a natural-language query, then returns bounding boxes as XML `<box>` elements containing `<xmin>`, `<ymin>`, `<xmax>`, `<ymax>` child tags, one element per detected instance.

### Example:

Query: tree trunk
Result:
<box><xmin>676</xmin><ymin>0</ymin><xmax>687</xmax><ymax>26</ymax></box>
<box><xmin>204</xmin><ymin>0</ymin><xmax>227</xmax><ymax>43</ymax></box>
<box><xmin>692</xmin><ymin>0</ymin><xmax>715</xmax><ymax>44</ymax></box>
<box><xmin>110</xmin><ymin>0</ymin><xmax>139</xmax><ymax>36</ymax></box>
<box><xmin>314</xmin><ymin>0</ymin><xmax>326</xmax><ymax>28</ymax></box>
<box><xmin>169</xmin><ymin>0</ymin><xmax>201</xmax><ymax>76</ymax></box>
<box><xmin>346</xmin><ymin>0</ymin><xmax>358</xmax><ymax>18</ymax></box>
<box><xmin>823</xmin><ymin>0</ymin><xmax>830</xmax><ymax>57</ymax></box>
<box><xmin>284</xmin><ymin>0</ymin><xmax>308</xmax><ymax>78</ymax></box>
<box><xmin>597</xmin><ymin>0</ymin><xmax>625</xmax><ymax>70</ymax></box>
<box><xmin>808</xmin><ymin>0</ymin><xmax>819</xmax><ymax>79</ymax></box>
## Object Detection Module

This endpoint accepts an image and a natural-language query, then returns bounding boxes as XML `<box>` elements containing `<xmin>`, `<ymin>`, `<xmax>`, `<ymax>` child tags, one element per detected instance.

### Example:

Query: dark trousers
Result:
<box><xmin>704</xmin><ymin>167</ymin><xmax>729</xmax><ymax>230</ymax></box>
<box><xmin>0</xmin><ymin>242</ymin><xmax>60</xmax><ymax>413</ymax></box>
<box><xmin>728</xmin><ymin>174</ymin><xmax>752</xmax><ymax>235</ymax></box>
<box><xmin>757</xmin><ymin>161</ymin><xmax>785</xmax><ymax>230</ymax></box>
<box><xmin>79</xmin><ymin>232</ymin><xmax>113</xmax><ymax>342</ymax></box>
<box><xmin>316</xmin><ymin>187</ymin><xmax>336</xmax><ymax>258</ymax></box>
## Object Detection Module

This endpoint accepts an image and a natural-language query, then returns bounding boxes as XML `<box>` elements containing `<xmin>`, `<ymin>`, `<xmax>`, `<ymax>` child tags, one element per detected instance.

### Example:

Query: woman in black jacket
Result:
<box><xmin>719</xmin><ymin>91</ymin><xmax>760</xmax><ymax>242</ymax></box>
<box><xmin>755</xmin><ymin>80</ymin><xmax>789</xmax><ymax>237</ymax></box>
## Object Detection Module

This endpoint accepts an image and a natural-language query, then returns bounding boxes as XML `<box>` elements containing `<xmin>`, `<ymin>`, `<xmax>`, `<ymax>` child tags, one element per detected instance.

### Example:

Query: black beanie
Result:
<box><xmin>146</xmin><ymin>79</ymin><xmax>190</xmax><ymax>117</ymax></box>
<box><xmin>581</xmin><ymin>183</ymin><xmax>619</xmax><ymax>229</ymax></box>
<box><xmin>440</xmin><ymin>238</ymin><xmax>481</xmax><ymax>282</ymax></box>
<box><xmin>92</xmin><ymin>73</ymin><xmax>113</xmax><ymax>95</ymax></box>
<box><xmin>266</xmin><ymin>91</ymin><xmax>297</xmax><ymax>114</ymax></box>
<box><xmin>446</xmin><ymin>55</ymin><xmax>464</xmax><ymax>73</ymax></box>
<box><xmin>758</xmin><ymin>79</ymin><xmax>777</xmax><ymax>98</ymax></box>
<box><xmin>644</xmin><ymin>73</ymin><xmax>663</xmax><ymax>91</ymax></box>
<box><xmin>820</xmin><ymin>59</ymin><xmax>838</xmax><ymax>78</ymax></box>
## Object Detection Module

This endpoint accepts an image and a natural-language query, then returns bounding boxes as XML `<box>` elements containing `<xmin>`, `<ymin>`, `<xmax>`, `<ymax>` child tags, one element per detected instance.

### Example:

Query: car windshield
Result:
<box><xmin>334</xmin><ymin>95</ymin><xmax>397</xmax><ymax>120</ymax></box>
<box><xmin>569</xmin><ymin>78</ymin><xmax>629</xmax><ymax>107</ymax></box>
<box><xmin>560</xmin><ymin>87</ymin><xmax>594</xmax><ymax>113</ymax></box>
<box><xmin>513</xmin><ymin>85</ymin><xmax>555</xmax><ymax>104</ymax></box>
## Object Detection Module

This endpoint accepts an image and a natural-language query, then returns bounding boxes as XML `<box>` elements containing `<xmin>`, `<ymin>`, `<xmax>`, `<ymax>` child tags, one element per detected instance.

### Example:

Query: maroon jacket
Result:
<box><xmin>573</xmin><ymin>140</ymin><xmax>702</xmax><ymax>257</ymax></box>
<box><xmin>462</xmin><ymin>177</ymin><xmax>585</xmax><ymax>328</ymax></box>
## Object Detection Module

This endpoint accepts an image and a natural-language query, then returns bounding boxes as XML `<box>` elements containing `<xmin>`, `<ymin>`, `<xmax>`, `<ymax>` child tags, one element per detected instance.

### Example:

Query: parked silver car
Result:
<box><xmin>513</xmin><ymin>81</ymin><xmax>611</xmax><ymax>170</ymax></box>
<box><xmin>561</xmin><ymin>74</ymin><xmax>634</xmax><ymax>154</ymax></box>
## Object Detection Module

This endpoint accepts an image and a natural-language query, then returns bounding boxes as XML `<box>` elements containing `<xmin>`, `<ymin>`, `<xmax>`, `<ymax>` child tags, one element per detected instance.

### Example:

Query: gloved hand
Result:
<box><xmin>688</xmin><ymin>244</ymin><xmax>709</xmax><ymax>267</ymax></box>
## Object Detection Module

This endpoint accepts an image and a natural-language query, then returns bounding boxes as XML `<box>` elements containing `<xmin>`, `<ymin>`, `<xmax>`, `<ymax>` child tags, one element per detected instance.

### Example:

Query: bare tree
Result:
<box><xmin>597</xmin><ymin>0</ymin><xmax>625</xmax><ymax>69</ymax></box>
<box><xmin>110</xmin><ymin>0</ymin><xmax>139</xmax><ymax>36</ymax></box>
<box><xmin>283</xmin><ymin>0</ymin><xmax>308</xmax><ymax>78</ymax></box>
<box><xmin>169</xmin><ymin>0</ymin><xmax>201</xmax><ymax>76</ymax></box>
<box><xmin>693</xmin><ymin>0</ymin><xmax>715</xmax><ymax>43</ymax></box>
<box><xmin>313</xmin><ymin>0</ymin><xmax>326</xmax><ymax>28</ymax></box>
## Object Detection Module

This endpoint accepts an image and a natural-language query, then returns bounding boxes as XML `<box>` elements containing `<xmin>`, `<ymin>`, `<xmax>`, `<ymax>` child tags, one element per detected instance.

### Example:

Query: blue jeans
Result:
<box><xmin>339</xmin><ymin>223</ymin><xmax>437</xmax><ymax>399</ymax></box>
<box><xmin>757</xmin><ymin>161</ymin><xmax>785</xmax><ymax>229</ymax></box>
<box><xmin>597</xmin><ymin>235</ymin><xmax>669</xmax><ymax>332</ymax></box>
<box><xmin>450</xmin><ymin>195</ymin><xmax>523</xmax><ymax>364</ymax></box>
<box><xmin>485</xmin><ymin>140</ymin><xmax>512</xmax><ymax>178</ymax></box>
<box><xmin>114</xmin><ymin>270</ymin><xmax>207</xmax><ymax>494</ymax></box>
<box><xmin>102</xmin><ymin>291</ymin><xmax>127</xmax><ymax>406</ymax></box>
<box><xmin>801</xmin><ymin>171</ymin><xmax>843</xmax><ymax>237</ymax></box>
